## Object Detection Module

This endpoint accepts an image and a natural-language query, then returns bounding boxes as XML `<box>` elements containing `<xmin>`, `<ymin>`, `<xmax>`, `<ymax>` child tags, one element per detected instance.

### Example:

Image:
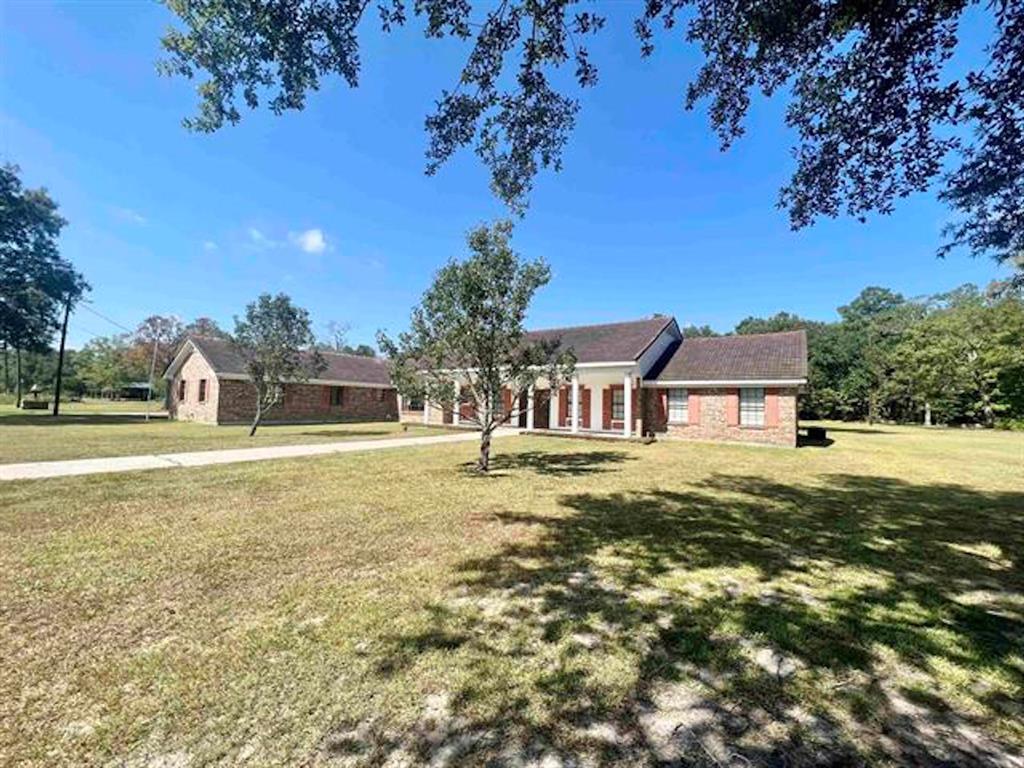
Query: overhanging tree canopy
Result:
<box><xmin>160</xmin><ymin>1</ymin><xmax>1022</xmax><ymax>273</ymax></box>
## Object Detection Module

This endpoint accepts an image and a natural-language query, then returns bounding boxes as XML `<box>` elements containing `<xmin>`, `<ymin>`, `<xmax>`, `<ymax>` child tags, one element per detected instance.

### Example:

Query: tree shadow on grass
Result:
<box><xmin>814</xmin><ymin>425</ymin><xmax>889</xmax><ymax>434</ymax></box>
<box><xmin>0</xmin><ymin>413</ymin><xmax>163</xmax><ymax>426</ymax></box>
<box><xmin>459</xmin><ymin>451</ymin><xmax>634</xmax><ymax>478</ymax></box>
<box><xmin>297</xmin><ymin>429</ymin><xmax>393</xmax><ymax>439</ymax></box>
<box><xmin>320</xmin><ymin>474</ymin><xmax>1024</xmax><ymax>767</ymax></box>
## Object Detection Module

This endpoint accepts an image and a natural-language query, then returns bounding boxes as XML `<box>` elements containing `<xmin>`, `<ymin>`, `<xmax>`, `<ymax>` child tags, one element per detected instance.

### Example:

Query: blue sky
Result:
<box><xmin>1</xmin><ymin>1</ymin><xmax>1009</xmax><ymax>350</ymax></box>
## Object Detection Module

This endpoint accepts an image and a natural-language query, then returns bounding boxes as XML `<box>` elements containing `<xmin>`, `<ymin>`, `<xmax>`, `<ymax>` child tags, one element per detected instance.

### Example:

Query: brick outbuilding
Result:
<box><xmin>164</xmin><ymin>336</ymin><xmax>398</xmax><ymax>425</ymax></box>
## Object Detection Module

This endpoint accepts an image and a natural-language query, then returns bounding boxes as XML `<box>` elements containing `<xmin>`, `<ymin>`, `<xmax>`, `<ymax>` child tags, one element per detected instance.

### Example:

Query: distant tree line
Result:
<box><xmin>1</xmin><ymin>315</ymin><xmax>230</xmax><ymax>401</ymax></box>
<box><xmin>727</xmin><ymin>284</ymin><xmax>1024</xmax><ymax>428</ymax></box>
<box><xmin>2</xmin><ymin>309</ymin><xmax>381</xmax><ymax>404</ymax></box>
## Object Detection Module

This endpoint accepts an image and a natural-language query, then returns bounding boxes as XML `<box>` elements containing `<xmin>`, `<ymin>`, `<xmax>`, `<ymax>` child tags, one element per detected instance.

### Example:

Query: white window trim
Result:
<box><xmin>667</xmin><ymin>387</ymin><xmax>688</xmax><ymax>424</ymax></box>
<box><xmin>611</xmin><ymin>388</ymin><xmax>625</xmax><ymax>422</ymax></box>
<box><xmin>739</xmin><ymin>387</ymin><xmax>766</xmax><ymax>428</ymax></box>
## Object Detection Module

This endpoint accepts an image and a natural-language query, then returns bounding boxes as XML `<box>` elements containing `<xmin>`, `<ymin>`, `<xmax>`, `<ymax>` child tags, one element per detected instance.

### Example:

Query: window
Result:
<box><xmin>611</xmin><ymin>388</ymin><xmax>625</xmax><ymax>421</ymax></box>
<box><xmin>406</xmin><ymin>395</ymin><xmax>424</xmax><ymax>411</ymax></box>
<box><xmin>740</xmin><ymin>387</ymin><xmax>765</xmax><ymax>427</ymax></box>
<box><xmin>667</xmin><ymin>388</ymin><xmax>688</xmax><ymax>423</ymax></box>
<box><xmin>378</xmin><ymin>388</ymin><xmax>387</xmax><ymax>402</ymax></box>
<box><xmin>330</xmin><ymin>386</ymin><xmax>344</xmax><ymax>406</ymax></box>
<box><xmin>178</xmin><ymin>379</ymin><xmax>186</xmax><ymax>401</ymax></box>
<box><xmin>198</xmin><ymin>379</ymin><xmax>207</xmax><ymax>403</ymax></box>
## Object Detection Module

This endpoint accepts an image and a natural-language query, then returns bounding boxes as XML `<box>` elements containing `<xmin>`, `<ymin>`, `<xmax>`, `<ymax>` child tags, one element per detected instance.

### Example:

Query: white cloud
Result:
<box><xmin>111</xmin><ymin>206</ymin><xmax>147</xmax><ymax>225</ymax></box>
<box><xmin>248</xmin><ymin>227</ymin><xmax>268</xmax><ymax>244</ymax></box>
<box><xmin>290</xmin><ymin>228</ymin><xmax>328</xmax><ymax>254</ymax></box>
<box><xmin>202</xmin><ymin>240</ymin><xmax>218</xmax><ymax>252</ymax></box>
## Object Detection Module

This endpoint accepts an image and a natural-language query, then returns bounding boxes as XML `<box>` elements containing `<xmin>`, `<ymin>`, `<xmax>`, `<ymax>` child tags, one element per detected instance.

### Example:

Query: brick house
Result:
<box><xmin>164</xmin><ymin>336</ymin><xmax>398</xmax><ymax>425</ymax></box>
<box><xmin>403</xmin><ymin>316</ymin><xmax>807</xmax><ymax>447</ymax></box>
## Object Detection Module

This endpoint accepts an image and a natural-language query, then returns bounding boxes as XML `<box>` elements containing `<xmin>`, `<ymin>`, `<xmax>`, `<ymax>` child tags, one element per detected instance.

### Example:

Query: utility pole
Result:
<box><xmin>145</xmin><ymin>336</ymin><xmax>159</xmax><ymax>421</ymax></box>
<box><xmin>52</xmin><ymin>294</ymin><xmax>72</xmax><ymax>417</ymax></box>
<box><xmin>15</xmin><ymin>347</ymin><xmax>22</xmax><ymax>408</ymax></box>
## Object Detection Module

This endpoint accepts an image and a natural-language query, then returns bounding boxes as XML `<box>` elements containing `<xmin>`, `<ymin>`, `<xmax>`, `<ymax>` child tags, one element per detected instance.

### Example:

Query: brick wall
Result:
<box><xmin>643</xmin><ymin>386</ymin><xmax>798</xmax><ymax>447</ymax></box>
<box><xmin>216</xmin><ymin>380</ymin><xmax>398</xmax><ymax>425</ymax></box>
<box><xmin>168</xmin><ymin>350</ymin><xmax>220</xmax><ymax>424</ymax></box>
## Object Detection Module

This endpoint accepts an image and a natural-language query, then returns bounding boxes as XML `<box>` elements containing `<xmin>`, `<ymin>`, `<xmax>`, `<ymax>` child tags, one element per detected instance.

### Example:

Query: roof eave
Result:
<box><xmin>642</xmin><ymin>378</ymin><xmax>808</xmax><ymax>387</ymax></box>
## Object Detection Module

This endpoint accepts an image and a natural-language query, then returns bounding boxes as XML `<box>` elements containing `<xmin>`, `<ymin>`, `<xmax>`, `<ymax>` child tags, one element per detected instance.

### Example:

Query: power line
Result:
<box><xmin>77</xmin><ymin>302</ymin><xmax>135</xmax><ymax>334</ymax></box>
<box><xmin>68</xmin><ymin>323</ymin><xmax>110</xmax><ymax>341</ymax></box>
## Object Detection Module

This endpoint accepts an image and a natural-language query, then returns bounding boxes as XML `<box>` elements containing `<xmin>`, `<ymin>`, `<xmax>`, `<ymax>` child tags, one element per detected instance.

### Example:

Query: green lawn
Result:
<box><xmin>1</xmin><ymin>424</ymin><xmax>1022</xmax><ymax>766</ymax></box>
<box><xmin>0</xmin><ymin>397</ymin><xmax>159</xmax><ymax>413</ymax></box>
<box><xmin>0</xmin><ymin>405</ymin><xmax>447</xmax><ymax>464</ymax></box>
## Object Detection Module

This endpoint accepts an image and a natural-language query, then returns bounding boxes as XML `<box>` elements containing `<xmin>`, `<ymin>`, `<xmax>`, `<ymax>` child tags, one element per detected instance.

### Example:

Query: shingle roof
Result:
<box><xmin>525</xmin><ymin>316</ymin><xmax>674</xmax><ymax>363</ymax></box>
<box><xmin>649</xmin><ymin>330</ymin><xmax>807</xmax><ymax>382</ymax></box>
<box><xmin>186</xmin><ymin>335</ymin><xmax>393</xmax><ymax>386</ymax></box>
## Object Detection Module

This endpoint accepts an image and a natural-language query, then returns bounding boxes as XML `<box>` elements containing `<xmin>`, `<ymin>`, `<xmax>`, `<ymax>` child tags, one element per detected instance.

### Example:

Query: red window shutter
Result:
<box><xmin>726</xmin><ymin>390</ymin><xmax>740</xmax><ymax>426</ymax></box>
<box><xmin>460</xmin><ymin>387</ymin><xmax>472</xmax><ymax>420</ymax></box>
<box><xmin>659</xmin><ymin>389</ymin><xmax>668</xmax><ymax>423</ymax></box>
<box><xmin>502</xmin><ymin>388</ymin><xmax>512</xmax><ymax>418</ymax></box>
<box><xmin>559</xmin><ymin>387</ymin><xmax>569</xmax><ymax>427</ymax></box>
<box><xmin>602</xmin><ymin>388</ymin><xmax>612</xmax><ymax>430</ymax></box>
<box><xmin>581</xmin><ymin>388</ymin><xmax>591</xmax><ymax>429</ymax></box>
<box><xmin>321</xmin><ymin>385</ymin><xmax>330</xmax><ymax>408</ymax></box>
<box><xmin>765</xmin><ymin>388</ymin><xmax>780</xmax><ymax>427</ymax></box>
<box><xmin>689</xmin><ymin>392</ymin><xmax>701</xmax><ymax>425</ymax></box>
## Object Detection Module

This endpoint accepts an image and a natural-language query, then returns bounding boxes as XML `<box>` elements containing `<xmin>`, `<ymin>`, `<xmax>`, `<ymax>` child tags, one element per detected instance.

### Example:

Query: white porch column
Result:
<box><xmin>622</xmin><ymin>373</ymin><xmax>632</xmax><ymax>438</ymax></box>
<box><xmin>571</xmin><ymin>374</ymin><xmax>580</xmax><ymax>433</ymax></box>
<box><xmin>422</xmin><ymin>398</ymin><xmax>429</xmax><ymax>425</ymax></box>
<box><xmin>452</xmin><ymin>380</ymin><xmax>460</xmax><ymax>426</ymax></box>
<box><xmin>526</xmin><ymin>384</ymin><xmax>535</xmax><ymax>430</ymax></box>
<box><xmin>549</xmin><ymin>386</ymin><xmax>558</xmax><ymax>428</ymax></box>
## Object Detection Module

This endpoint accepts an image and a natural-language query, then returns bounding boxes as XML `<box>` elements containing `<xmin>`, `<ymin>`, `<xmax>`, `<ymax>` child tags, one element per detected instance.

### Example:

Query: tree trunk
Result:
<box><xmin>477</xmin><ymin>427</ymin><xmax>492</xmax><ymax>472</ymax></box>
<box><xmin>52</xmin><ymin>296</ymin><xmax>71</xmax><ymax>417</ymax></box>
<box><xmin>249</xmin><ymin>400</ymin><xmax>263</xmax><ymax>437</ymax></box>
<box><xmin>15</xmin><ymin>348</ymin><xmax>22</xmax><ymax>408</ymax></box>
<box><xmin>2</xmin><ymin>342</ymin><xmax>8</xmax><ymax>393</ymax></box>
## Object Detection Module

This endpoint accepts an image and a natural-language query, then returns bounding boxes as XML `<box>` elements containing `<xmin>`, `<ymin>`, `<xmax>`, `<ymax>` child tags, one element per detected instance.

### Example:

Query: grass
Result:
<box><xmin>0</xmin><ymin>396</ymin><xmax>155</xmax><ymax>412</ymax></box>
<box><xmin>1</xmin><ymin>423</ymin><xmax>1022</xmax><ymax>766</ymax></box>
<box><xmin>0</xmin><ymin>405</ymin><xmax>448</xmax><ymax>464</ymax></box>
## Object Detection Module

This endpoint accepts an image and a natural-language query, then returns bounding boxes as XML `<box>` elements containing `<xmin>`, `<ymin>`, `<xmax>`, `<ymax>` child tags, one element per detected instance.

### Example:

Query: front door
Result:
<box><xmin>533</xmin><ymin>389</ymin><xmax>550</xmax><ymax>429</ymax></box>
<box><xmin>580</xmin><ymin>388</ymin><xmax>591</xmax><ymax>429</ymax></box>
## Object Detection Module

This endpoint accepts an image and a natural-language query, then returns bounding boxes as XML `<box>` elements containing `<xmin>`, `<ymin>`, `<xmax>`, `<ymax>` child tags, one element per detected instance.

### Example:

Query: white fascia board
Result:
<box><xmin>431</xmin><ymin>361</ymin><xmax>636</xmax><ymax>375</ymax></box>
<box><xmin>217</xmin><ymin>372</ymin><xmax>393</xmax><ymax>389</ymax></box>
<box><xmin>162</xmin><ymin>340</ymin><xmax>199</xmax><ymax>380</ymax></box>
<box><xmin>574</xmin><ymin>361</ymin><xmax>637</xmax><ymax>369</ymax></box>
<box><xmin>642</xmin><ymin>378</ymin><xmax>807</xmax><ymax>387</ymax></box>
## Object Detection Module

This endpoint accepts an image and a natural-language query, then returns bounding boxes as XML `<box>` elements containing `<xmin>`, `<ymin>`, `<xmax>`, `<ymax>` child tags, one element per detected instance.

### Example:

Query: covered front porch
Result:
<box><xmin>405</xmin><ymin>366</ymin><xmax>644</xmax><ymax>438</ymax></box>
<box><xmin>503</xmin><ymin>365</ymin><xmax>642</xmax><ymax>438</ymax></box>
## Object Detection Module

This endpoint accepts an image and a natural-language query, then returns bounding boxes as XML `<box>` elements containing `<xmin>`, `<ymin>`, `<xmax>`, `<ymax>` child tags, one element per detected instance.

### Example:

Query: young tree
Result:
<box><xmin>233</xmin><ymin>293</ymin><xmax>324</xmax><ymax>436</ymax></box>
<box><xmin>160</xmin><ymin>2</ymin><xmax>1023</xmax><ymax>270</ymax></box>
<box><xmin>379</xmin><ymin>221</ymin><xmax>574</xmax><ymax>472</ymax></box>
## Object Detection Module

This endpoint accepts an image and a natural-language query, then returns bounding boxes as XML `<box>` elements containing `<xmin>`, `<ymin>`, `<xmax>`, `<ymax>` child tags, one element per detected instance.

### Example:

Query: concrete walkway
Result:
<box><xmin>0</xmin><ymin>429</ymin><xmax>515</xmax><ymax>481</ymax></box>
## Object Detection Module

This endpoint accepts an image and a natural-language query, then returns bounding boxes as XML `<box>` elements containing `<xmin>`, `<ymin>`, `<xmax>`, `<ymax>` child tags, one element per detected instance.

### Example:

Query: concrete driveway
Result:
<box><xmin>0</xmin><ymin>429</ymin><xmax>515</xmax><ymax>481</ymax></box>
